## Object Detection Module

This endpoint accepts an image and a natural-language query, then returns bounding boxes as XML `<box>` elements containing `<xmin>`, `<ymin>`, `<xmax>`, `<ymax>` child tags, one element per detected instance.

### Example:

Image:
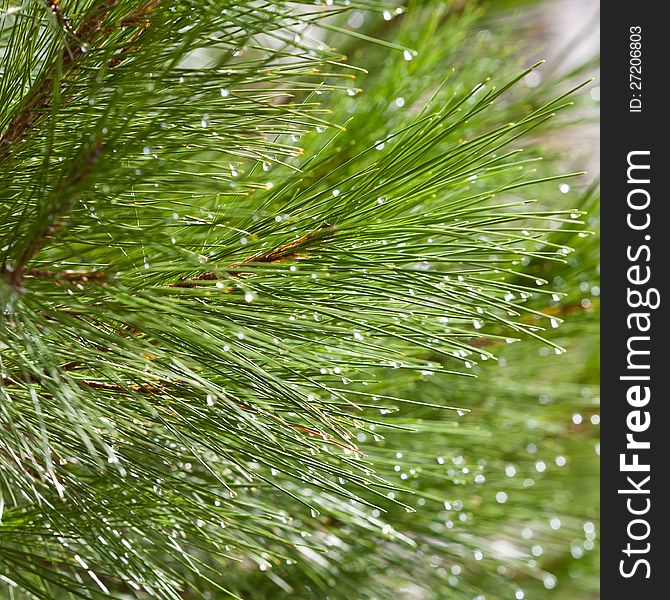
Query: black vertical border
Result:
<box><xmin>601</xmin><ymin>4</ymin><xmax>668</xmax><ymax>597</ymax></box>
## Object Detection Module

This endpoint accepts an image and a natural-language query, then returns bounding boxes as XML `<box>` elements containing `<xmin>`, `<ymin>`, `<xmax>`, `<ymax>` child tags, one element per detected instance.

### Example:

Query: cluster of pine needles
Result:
<box><xmin>0</xmin><ymin>1</ymin><xmax>598</xmax><ymax>598</ymax></box>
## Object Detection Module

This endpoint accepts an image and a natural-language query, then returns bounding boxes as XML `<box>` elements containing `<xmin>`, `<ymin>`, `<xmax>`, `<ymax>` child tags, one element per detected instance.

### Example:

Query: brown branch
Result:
<box><xmin>109</xmin><ymin>0</ymin><xmax>161</xmax><ymax>68</ymax></box>
<box><xmin>0</xmin><ymin>1</ymin><xmax>119</xmax><ymax>160</ymax></box>
<box><xmin>173</xmin><ymin>224</ymin><xmax>336</xmax><ymax>288</ymax></box>
<box><xmin>46</xmin><ymin>0</ymin><xmax>75</xmax><ymax>36</ymax></box>
<box><xmin>24</xmin><ymin>268</ymin><xmax>108</xmax><ymax>283</ymax></box>
<box><xmin>2</xmin><ymin>138</ymin><xmax>105</xmax><ymax>290</ymax></box>
<box><xmin>0</xmin><ymin>1</ymin><xmax>161</xmax><ymax>161</ymax></box>
<box><xmin>0</xmin><ymin>2</ymin><xmax>163</xmax><ymax>290</ymax></box>
<box><xmin>1</xmin><ymin>372</ymin><xmax>169</xmax><ymax>397</ymax></box>
<box><xmin>244</xmin><ymin>223</ymin><xmax>336</xmax><ymax>264</ymax></box>
<box><xmin>76</xmin><ymin>380</ymin><xmax>168</xmax><ymax>394</ymax></box>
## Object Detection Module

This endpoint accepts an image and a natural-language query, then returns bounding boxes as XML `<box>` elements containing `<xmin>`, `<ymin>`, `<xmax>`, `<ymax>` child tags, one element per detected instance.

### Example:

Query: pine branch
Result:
<box><xmin>2</xmin><ymin>136</ymin><xmax>104</xmax><ymax>289</ymax></box>
<box><xmin>23</xmin><ymin>268</ymin><xmax>108</xmax><ymax>282</ymax></box>
<box><xmin>174</xmin><ymin>223</ymin><xmax>336</xmax><ymax>287</ymax></box>
<box><xmin>45</xmin><ymin>0</ymin><xmax>75</xmax><ymax>37</ymax></box>
<box><xmin>0</xmin><ymin>1</ymin><xmax>597</xmax><ymax>598</ymax></box>
<box><xmin>0</xmin><ymin>2</ymin><xmax>116</xmax><ymax>158</ymax></box>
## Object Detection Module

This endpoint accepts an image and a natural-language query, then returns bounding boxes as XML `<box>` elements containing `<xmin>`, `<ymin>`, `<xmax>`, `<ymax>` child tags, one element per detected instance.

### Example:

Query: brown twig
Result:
<box><xmin>0</xmin><ymin>1</ymin><xmax>119</xmax><ymax>160</ymax></box>
<box><xmin>0</xmin><ymin>0</ymin><xmax>162</xmax><ymax>161</ymax></box>
<box><xmin>109</xmin><ymin>0</ymin><xmax>161</xmax><ymax>68</ymax></box>
<box><xmin>24</xmin><ymin>268</ymin><xmax>108</xmax><ymax>283</ymax></box>
<box><xmin>244</xmin><ymin>224</ymin><xmax>336</xmax><ymax>264</ymax></box>
<box><xmin>76</xmin><ymin>380</ymin><xmax>168</xmax><ymax>394</ymax></box>
<box><xmin>173</xmin><ymin>224</ymin><xmax>336</xmax><ymax>288</ymax></box>
<box><xmin>1</xmin><ymin>372</ymin><xmax>168</xmax><ymax>395</ymax></box>
<box><xmin>1</xmin><ymin>373</ymin><xmax>361</xmax><ymax>454</ymax></box>
<box><xmin>46</xmin><ymin>0</ymin><xmax>75</xmax><ymax>36</ymax></box>
<box><xmin>0</xmin><ymin>2</ymin><xmax>163</xmax><ymax>290</ymax></box>
<box><xmin>2</xmin><ymin>138</ymin><xmax>104</xmax><ymax>290</ymax></box>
